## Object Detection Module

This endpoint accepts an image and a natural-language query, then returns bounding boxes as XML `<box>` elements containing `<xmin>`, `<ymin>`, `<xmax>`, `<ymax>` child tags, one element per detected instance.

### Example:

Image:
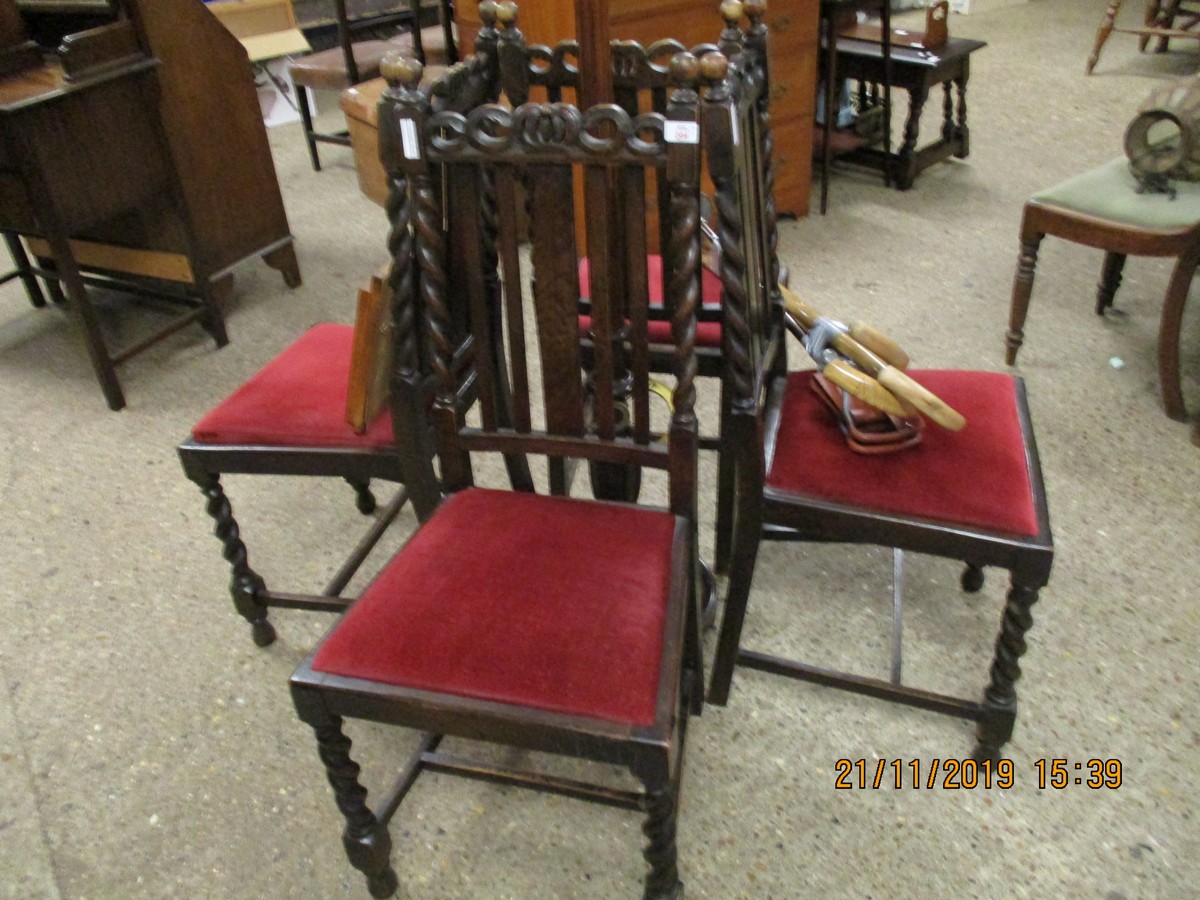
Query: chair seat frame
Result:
<box><xmin>177</xmin><ymin>369</ymin><xmax>441</xmax><ymax>645</ymax></box>
<box><xmin>1006</xmin><ymin>196</ymin><xmax>1200</xmax><ymax>422</ymax></box>
<box><xmin>290</xmin><ymin>516</ymin><xmax>695</xmax><ymax>898</ymax></box>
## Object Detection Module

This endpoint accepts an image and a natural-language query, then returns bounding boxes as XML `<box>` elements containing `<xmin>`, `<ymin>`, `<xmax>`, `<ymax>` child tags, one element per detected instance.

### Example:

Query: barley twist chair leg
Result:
<box><xmin>197</xmin><ymin>474</ymin><xmax>274</xmax><ymax>646</ymax></box>
<box><xmin>640</xmin><ymin>785</ymin><xmax>683</xmax><ymax>900</ymax></box>
<box><xmin>974</xmin><ymin>580</ymin><xmax>1040</xmax><ymax>763</ymax></box>
<box><xmin>313</xmin><ymin>717</ymin><xmax>399</xmax><ymax>899</ymax></box>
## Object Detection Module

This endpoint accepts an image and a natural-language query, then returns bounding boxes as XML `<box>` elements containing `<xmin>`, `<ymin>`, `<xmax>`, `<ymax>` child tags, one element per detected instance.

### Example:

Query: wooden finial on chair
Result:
<box><xmin>719</xmin><ymin>2</ymin><xmax>744</xmax><ymax>56</ymax></box>
<box><xmin>700</xmin><ymin>50</ymin><xmax>729</xmax><ymax>85</ymax></box>
<box><xmin>478</xmin><ymin>0</ymin><xmax>498</xmax><ymax>28</ymax></box>
<box><xmin>670</xmin><ymin>50</ymin><xmax>701</xmax><ymax>87</ymax></box>
<box><xmin>495</xmin><ymin>0</ymin><xmax>518</xmax><ymax>30</ymax></box>
<box><xmin>381</xmin><ymin>52</ymin><xmax>424</xmax><ymax>91</ymax></box>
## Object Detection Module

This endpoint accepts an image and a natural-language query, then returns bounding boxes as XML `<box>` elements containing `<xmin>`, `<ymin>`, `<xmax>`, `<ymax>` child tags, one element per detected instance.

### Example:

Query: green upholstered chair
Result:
<box><xmin>1006</xmin><ymin>155</ymin><xmax>1200</xmax><ymax>422</ymax></box>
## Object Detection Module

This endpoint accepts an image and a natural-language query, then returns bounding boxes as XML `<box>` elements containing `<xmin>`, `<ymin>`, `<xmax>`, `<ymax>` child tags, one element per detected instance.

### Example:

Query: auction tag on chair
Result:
<box><xmin>665</xmin><ymin>121</ymin><xmax>700</xmax><ymax>144</ymax></box>
<box><xmin>400</xmin><ymin>119</ymin><xmax>421</xmax><ymax>160</ymax></box>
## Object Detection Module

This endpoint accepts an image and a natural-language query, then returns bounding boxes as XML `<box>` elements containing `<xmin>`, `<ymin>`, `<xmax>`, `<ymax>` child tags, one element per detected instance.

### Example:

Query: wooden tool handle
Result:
<box><xmin>849</xmin><ymin>321</ymin><xmax>910</xmax><ymax>369</ymax></box>
<box><xmin>876</xmin><ymin>366</ymin><xmax>966</xmax><ymax>431</ymax></box>
<box><xmin>780</xmin><ymin>285</ymin><xmax>819</xmax><ymax>329</ymax></box>
<box><xmin>823</xmin><ymin>360</ymin><xmax>909</xmax><ymax>417</ymax></box>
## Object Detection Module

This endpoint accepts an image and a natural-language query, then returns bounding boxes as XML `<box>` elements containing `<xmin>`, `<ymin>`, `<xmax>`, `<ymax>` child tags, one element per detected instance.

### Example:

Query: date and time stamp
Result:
<box><xmin>833</xmin><ymin>757</ymin><xmax>1123</xmax><ymax>791</ymax></box>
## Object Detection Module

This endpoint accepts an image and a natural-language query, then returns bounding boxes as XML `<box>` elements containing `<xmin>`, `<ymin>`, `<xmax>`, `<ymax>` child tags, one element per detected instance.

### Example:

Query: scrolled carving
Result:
<box><xmin>468</xmin><ymin>105</ymin><xmax>520</xmax><ymax>151</ymax></box>
<box><xmin>513</xmin><ymin>102</ymin><xmax>582</xmax><ymax>148</ymax></box>
<box><xmin>578</xmin><ymin>105</ymin><xmax>634</xmax><ymax>154</ymax></box>
<box><xmin>422</xmin><ymin>103</ymin><xmax>670</xmax><ymax>162</ymax></box>
<box><xmin>427</xmin><ymin>109</ymin><xmax>470</xmax><ymax>151</ymax></box>
<box><xmin>525</xmin><ymin>43</ymin><xmax>556</xmax><ymax>77</ymax></box>
<box><xmin>645</xmin><ymin>39</ymin><xmax>691</xmax><ymax>76</ymax></box>
<box><xmin>428</xmin><ymin>55</ymin><xmax>494</xmax><ymax>114</ymax></box>
<box><xmin>628</xmin><ymin>113</ymin><xmax>669</xmax><ymax>155</ymax></box>
<box><xmin>517</xmin><ymin>37</ymin><xmax>707</xmax><ymax>94</ymax></box>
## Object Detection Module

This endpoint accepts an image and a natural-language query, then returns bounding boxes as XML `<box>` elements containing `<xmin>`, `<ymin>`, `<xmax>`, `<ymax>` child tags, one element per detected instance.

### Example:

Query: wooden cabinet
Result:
<box><xmin>206</xmin><ymin>0</ymin><xmax>311</xmax><ymax>61</ymax></box>
<box><xmin>455</xmin><ymin>0</ymin><xmax>818</xmax><ymax>216</ymax></box>
<box><xmin>0</xmin><ymin>0</ymin><xmax>300</xmax><ymax>409</ymax></box>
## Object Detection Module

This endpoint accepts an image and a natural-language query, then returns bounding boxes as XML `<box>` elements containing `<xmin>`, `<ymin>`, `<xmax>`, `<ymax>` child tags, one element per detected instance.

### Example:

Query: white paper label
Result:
<box><xmin>665</xmin><ymin>121</ymin><xmax>700</xmax><ymax>144</ymax></box>
<box><xmin>400</xmin><ymin>119</ymin><xmax>420</xmax><ymax>160</ymax></box>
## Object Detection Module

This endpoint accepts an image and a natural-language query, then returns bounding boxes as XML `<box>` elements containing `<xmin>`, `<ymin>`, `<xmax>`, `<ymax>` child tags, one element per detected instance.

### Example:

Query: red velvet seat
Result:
<box><xmin>312</xmin><ymin>487</ymin><xmax>677</xmax><ymax>726</ymax></box>
<box><xmin>192</xmin><ymin>324</ymin><xmax>395</xmax><ymax>449</ymax></box>
<box><xmin>710</xmin><ymin>361</ymin><xmax>1054</xmax><ymax>762</ymax></box>
<box><xmin>178</xmin><ymin>322</ymin><xmax>440</xmax><ymax>647</ymax></box>
<box><xmin>766</xmin><ymin>369</ymin><xmax>1040</xmax><ymax>537</ymax></box>
<box><xmin>578</xmin><ymin>256</ymin><xmax>724</xmax><ymax>348</ymax></box>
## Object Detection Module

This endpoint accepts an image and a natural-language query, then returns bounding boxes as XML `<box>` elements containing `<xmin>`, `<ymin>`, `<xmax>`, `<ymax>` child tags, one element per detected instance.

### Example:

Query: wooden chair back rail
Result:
<box><xmin>499</xmin><ymin>37</ymin><xmax>715</xmax><ymax>95</ymax></box>
<box><xmin>455</xmin><ymin>429</ymin><xmax>673</xmax><ymax>467</ymax></box>
<box><xmin>703</xmin><ymin>33</ymin><xmax>784</xmax><ymax>414</ymax></box>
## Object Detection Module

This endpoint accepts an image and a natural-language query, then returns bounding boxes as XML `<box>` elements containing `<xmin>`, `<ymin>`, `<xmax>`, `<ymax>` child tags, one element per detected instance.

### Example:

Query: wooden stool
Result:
<box><xmin>1087</xmin><ymin>0</ymin><xmax>1200</xmax><ymax>74</ymax></box>
<box><xmin>1006</xmin><ymin>156</ymin><xmax>1200</xmax><ymax>421</ymax></box>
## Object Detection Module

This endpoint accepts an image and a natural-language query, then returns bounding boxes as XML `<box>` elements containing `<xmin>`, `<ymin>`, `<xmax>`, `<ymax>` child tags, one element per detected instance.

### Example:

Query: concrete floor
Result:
<box><xmin>1</xmin><ymin>0</ymin><xmax>1197</xmax><ymax>897</ymax></box>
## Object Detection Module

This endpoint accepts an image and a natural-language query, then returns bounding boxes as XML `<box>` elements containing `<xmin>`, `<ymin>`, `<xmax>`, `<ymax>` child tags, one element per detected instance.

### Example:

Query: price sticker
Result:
<box><xmin>400</xmin><ymin>119</ymin><xmax>420</xmax><ymax>160</ymax></box>
<box><xmin>665</xmin><ymin>121</ymin><xmax>700</xmax><ymax>144</ymax></box>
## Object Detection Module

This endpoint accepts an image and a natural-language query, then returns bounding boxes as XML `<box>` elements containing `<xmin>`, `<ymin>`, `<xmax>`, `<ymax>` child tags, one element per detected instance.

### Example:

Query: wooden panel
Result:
<box><xmin>208</xmin><ymin>0</ymin><xmax>310</xmax><ymax>61</ymax></box>
<box><xmin>17</xmin><ymin>72</ymin><xmax>172</xmax><ymax>235</ymax></box>
<box><xmin>767</xmin><ymin>112</ymin><xmax>813</xmax><ymax>217</ymax></box>
<box><xmin>132</xmin><ymin>0</ymin><xmax>294</xmax><ymax>276</ymax></box>
<box><xmin>345</xmin><ymin>267</ymin><xmax>392</xmax><ymax>432</ymax></box>
<box><xmin>528</xmin><ymin>164</ymin><xmax>586</xmax><ymax>437</ymax></box>
<box><xmin>25</xmin><ymin>235</ymin><xmax>195</xmax><ymax>282</ymax></box>
<box><xmin>454</xmin><ymin>0</ymin><xmax>818</xmax><ymax>217</ymax></box>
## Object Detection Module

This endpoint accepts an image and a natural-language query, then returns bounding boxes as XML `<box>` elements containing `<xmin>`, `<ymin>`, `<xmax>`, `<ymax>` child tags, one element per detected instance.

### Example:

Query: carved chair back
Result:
<box><xmin>378</xmin><ymin>43</ymin><xmax>708</xmax><ymax>523</ymax></box>
<box><xmin>705</xmin><ymin>2</ymin><xmax>786</xmax><ymax>412</ymax></box>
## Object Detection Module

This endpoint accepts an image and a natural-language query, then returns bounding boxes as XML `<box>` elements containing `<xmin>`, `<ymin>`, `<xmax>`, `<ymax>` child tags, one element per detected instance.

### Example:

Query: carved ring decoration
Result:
<box><xmin>426</xmin><ymin>103</ymin><xmax>670</xmax><ymax>160</ymax></box>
